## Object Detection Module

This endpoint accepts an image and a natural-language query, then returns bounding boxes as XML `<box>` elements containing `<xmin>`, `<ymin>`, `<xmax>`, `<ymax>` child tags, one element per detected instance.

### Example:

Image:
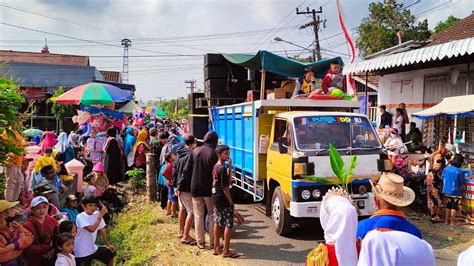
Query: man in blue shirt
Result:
<box><xmin>357</xmin><ymin>173</ymin><xmax>422</xmax><ymax>239</ymax></box>
<box><xmin>441</xmin><ymin>154</ymin><xmax>465</xmax><ymax>226</ymax></box>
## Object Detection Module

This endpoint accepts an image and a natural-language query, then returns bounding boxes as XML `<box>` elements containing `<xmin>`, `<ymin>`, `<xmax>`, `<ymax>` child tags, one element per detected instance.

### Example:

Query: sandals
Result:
<box><xmin>180</xmin><ymin>238</ymin><xmax>197</xmax><ymax>245</ymax></box>
<box><xmin>223</xmin><ymin>251</ymin><xmax>240</xmax><ymax>258</ymax></box>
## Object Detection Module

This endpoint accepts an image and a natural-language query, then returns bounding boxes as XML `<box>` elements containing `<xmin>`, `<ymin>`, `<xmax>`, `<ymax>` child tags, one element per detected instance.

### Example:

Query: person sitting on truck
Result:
<box><xmin>357</xmin><ymin>173</ymin><xmax>422</xmax><ymax>240</ymax></box>
<box><xmin>292</xmin><ymin>66</ymin><xmax>316</xmax><ymax>98</ymax></box>
<box><xmin>307</xmin><ymin>187</ymin><xmax>358</xmax><ymax>266</ymax></box>
<box><xmin>319</xmin><ymin>61</ymin><xmax>346</xmax><ymax>95</ymax></box>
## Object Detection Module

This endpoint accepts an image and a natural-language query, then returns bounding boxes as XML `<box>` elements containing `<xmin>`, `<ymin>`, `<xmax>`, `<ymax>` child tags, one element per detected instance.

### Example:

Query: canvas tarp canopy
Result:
<box><xmin>222</xmin><ymin>50</ymin><xmax>343</xmax><ymax>78</ymax></box>
<box><xmin>118</xmin><ymin>100</ymin><xmax>143</xmax><ymax>114</ymax></box>
<box><xmin>412</xmin><ymin>95</ymin><xmax>474</xmax><ymax>119</ymax></box>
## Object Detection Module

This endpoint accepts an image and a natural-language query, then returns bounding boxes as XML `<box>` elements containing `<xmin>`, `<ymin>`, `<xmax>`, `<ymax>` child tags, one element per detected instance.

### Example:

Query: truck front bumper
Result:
<box><xmin>289</xmin><ymin>193</ymin><xmax>377</xmax><ymax>218</ymax></box>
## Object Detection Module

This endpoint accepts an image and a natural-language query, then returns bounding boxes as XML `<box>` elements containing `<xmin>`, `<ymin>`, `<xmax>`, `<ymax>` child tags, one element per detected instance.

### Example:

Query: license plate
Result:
<box><xmin>307</xmin><ymin>206</ymin><xmax>318</xmax><ymax>214</ymax></box>
<box><xmin>356</xmin><ymin>200</ymin><xmax>366</xmax><ymax>209</ymax></box>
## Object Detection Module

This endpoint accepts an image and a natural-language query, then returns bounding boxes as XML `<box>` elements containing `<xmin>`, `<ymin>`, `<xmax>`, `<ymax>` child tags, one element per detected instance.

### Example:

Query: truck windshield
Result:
<box><xmin>293</xmin><ymin>116</ymin><xmax>380</xmax><ymax>151</ymax></box>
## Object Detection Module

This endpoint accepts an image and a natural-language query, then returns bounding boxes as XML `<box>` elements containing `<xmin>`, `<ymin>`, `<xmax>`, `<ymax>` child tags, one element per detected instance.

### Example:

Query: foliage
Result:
<box><xmin>0</xmin><ymin>78</ymin><xmax>26</xmax><ymax>165</ymax></box>
<box><xmin>303</xmin><ymin>144</ymin><xmax>357</xmax><ymax>191</ymax></box>
<box><xmin>290</xmin><ymin>55</ymin><xmax>313</xmax><ymax>63</ymax></box>
<box><xmin>356</xmin><ymin>0</ymin><xmax>431</xmax><ymax>57</ymax></box>
<box><xmin>107</xmin><ymin>197</ymin><xmax>229</xmax><ymax>265</ymax></box>
<box><xmin>434</xmin><ymin>15</ymin><xmax>460</xmax><ymax>34</ymax></box>
<box><xmin>46</xmin><ymin>87</ymin><xmax>73</xmax><ymax>121</ymax></box>
<box><xmin>157</xmin><ymin>97</ymin><xmax>188</xmax><ymax>119</ymax></box>
<box><xmin>125</xmin><ymin>168</ymin><xmax>146</xmax><ymax>191</ymax></box>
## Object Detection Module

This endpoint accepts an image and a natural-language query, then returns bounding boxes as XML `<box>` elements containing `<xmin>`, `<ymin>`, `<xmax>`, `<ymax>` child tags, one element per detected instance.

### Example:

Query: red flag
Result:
<box><xmin>336</xmin><ymin>0</ymin><xmax>357</xmax><ymax>95</ymax></box>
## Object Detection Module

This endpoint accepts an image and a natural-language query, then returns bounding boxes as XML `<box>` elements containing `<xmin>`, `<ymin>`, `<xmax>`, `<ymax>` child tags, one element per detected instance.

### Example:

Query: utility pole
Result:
<box><xmin>121</xmin><ymin>38</ymin><xmax>132</xmax><ymax>83</ymax></box>
<box><xmin>296</xmin><ymin>6</ymin><xmax>325</xmax><ymax>61</ymax></box>
<box><xmin>185</xmin><ymin>80</ymin><xmax>196</xmax><ymax>94</ymax></box>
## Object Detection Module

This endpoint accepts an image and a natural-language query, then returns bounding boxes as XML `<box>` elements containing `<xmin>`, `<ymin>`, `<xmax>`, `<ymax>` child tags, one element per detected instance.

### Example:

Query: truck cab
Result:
<box><xmin>267</xmin><ymin>111</ymin><xmax>381</xmax><ymax>235</ymax></box>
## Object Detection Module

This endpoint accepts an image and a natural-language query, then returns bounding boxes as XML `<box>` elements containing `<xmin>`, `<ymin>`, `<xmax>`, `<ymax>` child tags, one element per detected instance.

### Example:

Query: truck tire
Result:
<box><xmin>272</xmin><ymin>186</ymin><xmax>292</xmax><ymax>235</ymax></box>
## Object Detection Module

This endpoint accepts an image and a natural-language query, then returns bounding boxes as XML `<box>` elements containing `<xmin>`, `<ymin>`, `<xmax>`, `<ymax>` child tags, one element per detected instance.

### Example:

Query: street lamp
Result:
<box><xmin>274</xmin><ymin>37</ymin><xmax>315</xmax><ymax>62</ymax></box>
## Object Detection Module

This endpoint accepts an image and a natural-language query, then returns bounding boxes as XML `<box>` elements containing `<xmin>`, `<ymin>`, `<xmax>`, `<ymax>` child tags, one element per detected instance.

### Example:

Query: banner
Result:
<box><xmin>336</xmin><ymin>0</ymin><xmax>357</xmax><ymax>96</ymax></box>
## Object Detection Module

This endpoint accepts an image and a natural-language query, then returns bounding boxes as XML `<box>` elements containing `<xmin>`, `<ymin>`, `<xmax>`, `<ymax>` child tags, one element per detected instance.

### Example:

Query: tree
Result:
<box><xmin>157</xmin><ymin>97</ymin><xmax>188</xmax><ymax>119</ymax></box>
<box><xmin>0</xmin><ymin>78</ymin><xmax>26</xmax><ymax>165</ymax></box>
<box><xmin>434</xmin><ymin>16</ymin><xmax>460</xmax><ymax>34</ymax></box>
<box><xmin>356</xmin><ymin>1</ymin><xmax>431</xmax><ymax>57</ymax></box>
<box><xmin>46</xmin><ymin>87</ymin><xmax>74</xmax><ymax>129</ymax></box>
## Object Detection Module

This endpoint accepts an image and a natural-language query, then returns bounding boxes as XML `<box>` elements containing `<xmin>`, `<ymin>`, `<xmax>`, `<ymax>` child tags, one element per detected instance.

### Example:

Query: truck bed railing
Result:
<box><xmin>232</xmin><ymin>169</ymin><xmax>264</xmax><ymax>202</ymax></box>
<box><xmin>195</xmin><ymin>97</ymin><xmax>246</xmax><ymax>108</ymax></box>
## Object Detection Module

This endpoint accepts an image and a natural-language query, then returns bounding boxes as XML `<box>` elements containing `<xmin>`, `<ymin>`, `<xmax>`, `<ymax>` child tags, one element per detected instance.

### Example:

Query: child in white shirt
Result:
<box><xmin>54</xmin><ymin>233</ymin><xmax>76</xmax><ymax>266</ymax></box>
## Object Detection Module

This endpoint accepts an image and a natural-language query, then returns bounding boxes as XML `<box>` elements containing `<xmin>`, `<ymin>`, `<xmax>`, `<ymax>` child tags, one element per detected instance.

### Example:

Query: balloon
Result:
<box><xmin>72</xmin><ymin>110</ymin><xmax>91</xmax><ymax>125</ymax></box>
<box><xmin>330</xmin><ymin>88</ymin><xmax>344</xmax><ymax>98</ymax></box>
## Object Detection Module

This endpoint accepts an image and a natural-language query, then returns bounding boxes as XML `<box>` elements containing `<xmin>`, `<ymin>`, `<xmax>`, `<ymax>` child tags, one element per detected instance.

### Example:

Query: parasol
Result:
<box><xmin>53</xmin><ymin>82</ymin><xmax>132</xmax><ymax>105</ymax></box>
<box><xmin>22</xmin><ymin>128</ymin><xmax>43</xmax><ymax>137</ymax></box>
<box><xmin>145</xmin><ymin>106</ymin><xmax>167</xmax><ymax>117</ymax></box>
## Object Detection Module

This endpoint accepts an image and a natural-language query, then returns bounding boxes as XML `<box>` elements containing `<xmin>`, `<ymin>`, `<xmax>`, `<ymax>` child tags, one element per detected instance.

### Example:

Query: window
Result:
<box><xmin>273</xmin><ymin>119</ymin><xmax>288</xmax><ymax>143</ymax></box>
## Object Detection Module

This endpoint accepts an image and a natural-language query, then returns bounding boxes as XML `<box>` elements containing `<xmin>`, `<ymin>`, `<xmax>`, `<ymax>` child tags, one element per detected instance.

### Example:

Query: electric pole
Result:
<box><xmin>296</xmin><ymin>6</ymin><xmax>325</xmax><ymax>61</ymax></box>
<box><xmin>185</xmin><ymin>80</ymin><xmax>196</xmax><ymax>94</ymax></box>
<box><xmin>121</xmin><ymin>38</ymin><xmax>132</xmax><ymax>83</ymax></box>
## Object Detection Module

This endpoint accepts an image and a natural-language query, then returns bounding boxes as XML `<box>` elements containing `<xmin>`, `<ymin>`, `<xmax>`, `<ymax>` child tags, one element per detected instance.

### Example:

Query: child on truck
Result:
<box><xmin>212</xmin><ymin>145</ymin><xmax>241</xmax><ymax>258</ymax></box>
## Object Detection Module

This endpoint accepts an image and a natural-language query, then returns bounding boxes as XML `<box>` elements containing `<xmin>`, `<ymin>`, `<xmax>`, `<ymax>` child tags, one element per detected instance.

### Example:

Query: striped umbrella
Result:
<box><xmin>54</xmin><ymin>82</ymin><xmax>132</xmax><ymax>105</ymax></box>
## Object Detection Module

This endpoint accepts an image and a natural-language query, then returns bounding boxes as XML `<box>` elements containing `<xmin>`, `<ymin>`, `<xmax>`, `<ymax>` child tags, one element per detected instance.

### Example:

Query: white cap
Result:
<box><xmin>31</xmin><ymin>196</ymin><xmax>49</xmax><ymax>207</ymax></box>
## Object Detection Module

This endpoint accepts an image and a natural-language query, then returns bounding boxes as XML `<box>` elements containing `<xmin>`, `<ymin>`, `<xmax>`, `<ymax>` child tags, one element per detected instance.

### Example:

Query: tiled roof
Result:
<box><xmin>99</xmin><ymin>70</ymin><xmax>122</xmax><ymax>83</ymax></box>
<box><xmin>0</xmin><ymin>50</ymin><xmax>89</xmax><ymax>66</ymax></box>
<box><xmin>429</xmin><ymin>12</ymin><xmax>474</xmax><ymax>46</ymax></box>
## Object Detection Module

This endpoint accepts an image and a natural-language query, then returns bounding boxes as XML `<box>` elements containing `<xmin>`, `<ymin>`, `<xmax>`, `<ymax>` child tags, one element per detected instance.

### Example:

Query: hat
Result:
<box><xmin>92</xmin><ymin>163</ymin><xmax>104</xmax><ymax>173</ymax></box>
<box><xmin>370</xmin><ymin>173</ymin><xmax>415</xmax><ymax>207</ymax></box>
<box><xmin>33</xmin><ymin>184</ymin><xmax>54</xmax><ymax>196</ymax></box>
<box><xmin>0</xmin><ymin>200</ymin><xmax>19</xmax><ymax>213</ymax></box>
<box><xmin>31</xmin><ymin>196</ymin><xmax>49</xmax><ymax>207</ymax></box>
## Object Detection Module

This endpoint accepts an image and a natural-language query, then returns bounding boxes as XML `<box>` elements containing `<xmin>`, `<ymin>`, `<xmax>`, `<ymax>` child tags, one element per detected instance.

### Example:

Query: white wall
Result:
<box><xmin>377</xmin><ymin>63</ymin><xmax>471</xmax><ymax>129</ymax></box>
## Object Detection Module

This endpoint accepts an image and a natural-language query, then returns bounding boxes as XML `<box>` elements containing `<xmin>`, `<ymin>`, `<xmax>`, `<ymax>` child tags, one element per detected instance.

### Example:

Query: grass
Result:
<box><xmin>107</xmin><ymin>196</ymin><xmax>232</xmax><ymax>265</ymax></box>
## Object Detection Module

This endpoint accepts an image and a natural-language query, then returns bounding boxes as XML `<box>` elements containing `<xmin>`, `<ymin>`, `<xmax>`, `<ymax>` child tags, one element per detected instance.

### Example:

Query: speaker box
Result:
<box><xmin>189</xmin><ymin>116</ymin><xmax>209</xmax><ymax>141</ymax></box>
<box><xmin>204</xmin><ymin>79</ymin><xmax>251</xmax><ymax>99</ymax></box>
<box><xmin>187</xmin><ymin>92</ymin><xmax>207</xmax><ymax>114</ymax></box>
<box><xmin>204</xmin><ymin>65</ymin><xmax>247</xmax><ymax>80</ymax></box>
<box><xmin>204</xmin><ymin>53</ymin><xmax>227</xmax><ymax>67</ymax></box>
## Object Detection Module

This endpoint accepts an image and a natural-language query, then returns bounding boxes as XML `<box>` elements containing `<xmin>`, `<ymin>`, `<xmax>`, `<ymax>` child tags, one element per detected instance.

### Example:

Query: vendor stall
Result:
<box><xmin>413</xmin><ymin>94</ymin><xmax>474</xmax><ymax>224</ymax></box>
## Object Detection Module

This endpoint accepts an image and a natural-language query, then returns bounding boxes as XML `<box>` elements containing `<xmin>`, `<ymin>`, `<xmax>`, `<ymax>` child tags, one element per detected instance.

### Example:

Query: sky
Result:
<box><xmin>1</xmin><ymin>0</ymin><xmax>473</xmax><ymax>101</ymax></box>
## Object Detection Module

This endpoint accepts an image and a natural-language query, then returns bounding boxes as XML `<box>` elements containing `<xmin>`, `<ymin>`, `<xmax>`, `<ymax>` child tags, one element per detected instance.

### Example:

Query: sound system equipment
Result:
<box><xmin>188</xmin><ymin>92</ymin><xmax>207</xmax><ymax>115</ymax></box>
<box><xmin>188</xmin><ymin>116</ymin><xmax>209</xmax><ymax>141</ymax></box>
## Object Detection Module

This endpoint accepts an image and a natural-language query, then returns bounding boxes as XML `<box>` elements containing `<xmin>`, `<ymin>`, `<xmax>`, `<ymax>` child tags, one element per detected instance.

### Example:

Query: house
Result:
<box><xmin>343</xmin><ymin>12</ymin><xmax>474</xmax><ymax>147</ymax></box>
<box><xmin>0</xmin><ymin>46</ymin><xmax>133</xmax><ymax>131</ymax></box>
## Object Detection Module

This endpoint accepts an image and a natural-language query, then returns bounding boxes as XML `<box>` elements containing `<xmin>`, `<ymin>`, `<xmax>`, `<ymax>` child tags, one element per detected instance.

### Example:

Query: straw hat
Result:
<box><xmin>0</xmin><ymin>200</ymin><xmax>19</xmax><ymax>213</ymax></box>
<box><xmin>370</xmin><ymin>173</ymin><xmax>415</xmax><ymax>207</ymax></box>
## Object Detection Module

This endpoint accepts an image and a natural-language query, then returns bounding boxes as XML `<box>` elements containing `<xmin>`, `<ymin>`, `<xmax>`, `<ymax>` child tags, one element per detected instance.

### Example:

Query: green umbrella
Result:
<box><xmin>22</xmin><ymin>128</ymin><xmax>43</xmax><ymax>137</ymax></box>
<box><xmin>156</xmin><ymin>108</ymin><xmax>166</xmax><ymax>118</ymax></box>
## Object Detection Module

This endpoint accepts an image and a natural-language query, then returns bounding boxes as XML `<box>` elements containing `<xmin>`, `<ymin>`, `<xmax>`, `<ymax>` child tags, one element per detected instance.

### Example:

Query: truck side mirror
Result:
<box><xmin>278</xmin><ymin>137</ymin><xmax>289</xmax><ymax>154</ymax></box>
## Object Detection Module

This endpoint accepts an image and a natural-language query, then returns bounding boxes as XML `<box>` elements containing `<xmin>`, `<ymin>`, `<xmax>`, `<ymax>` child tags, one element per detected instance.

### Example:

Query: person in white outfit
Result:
<box><xmin>358</xmin><ymin>230</ymin><xmax>435</xmax><ymax>266</ymax></box>
<box><xmin>458</xmin><ymin>245</ymin><xmax>474</xmax><ymax>266</ymax></box>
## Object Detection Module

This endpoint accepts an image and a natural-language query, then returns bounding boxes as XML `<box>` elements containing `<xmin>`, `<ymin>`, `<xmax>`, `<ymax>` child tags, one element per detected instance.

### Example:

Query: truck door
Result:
<box><xmin>267</xmin><ymin>118</ymin><xmax>293</xmax><ymax>198</ymax></box>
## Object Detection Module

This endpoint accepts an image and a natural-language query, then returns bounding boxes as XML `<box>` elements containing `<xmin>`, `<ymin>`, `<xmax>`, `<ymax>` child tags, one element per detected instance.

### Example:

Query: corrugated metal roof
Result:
<box><xmin>343</xmin><ymin>37</ymin><xmax>474</xmax><ymax>75</ymax></box>
<box><xmin>0</xmin><ymin>62</ymin><xmax>96</xmax><ymax>88</ymax></box>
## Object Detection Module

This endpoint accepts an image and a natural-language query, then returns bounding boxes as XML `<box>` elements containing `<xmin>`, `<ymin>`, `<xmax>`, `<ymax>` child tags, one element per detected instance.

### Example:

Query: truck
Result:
<box><xmin>196</xmin><ymin>51</ymin><xmax>387</xmax><ymax>235</ymax></box>
<box><xmin>210</xmin><ymin>99</ymin><xmax>384</xmax><ymax>235</ymax></box>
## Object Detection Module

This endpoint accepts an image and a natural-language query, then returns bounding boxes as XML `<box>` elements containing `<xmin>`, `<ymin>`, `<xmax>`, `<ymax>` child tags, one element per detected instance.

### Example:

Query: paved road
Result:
<box><xmin>232</xmin><ymin>203</ymin><xmax>458</xmax><ymax>265</ymax></box>
<box><xmin>233</xmin><ymin>203</ymin><xmax>323</xmax><ymax>265</ymax></box>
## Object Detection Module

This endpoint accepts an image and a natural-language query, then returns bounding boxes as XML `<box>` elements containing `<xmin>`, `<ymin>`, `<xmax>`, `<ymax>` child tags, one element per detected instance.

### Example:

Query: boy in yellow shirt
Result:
<box><xmin>33</xmin><ymin>148</ymin><xmax>58</xmax><ymax>174</ymax></box>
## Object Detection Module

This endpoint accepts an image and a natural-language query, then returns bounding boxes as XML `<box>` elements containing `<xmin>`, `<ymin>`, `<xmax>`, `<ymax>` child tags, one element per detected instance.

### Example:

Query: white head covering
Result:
<box><xmin>54</xmin><ymin>132</ymin><xmax>69</xmax><ymax>153</ymax></box>
<box><xmin>358</xmin><ymin>230</ymin><xmax>436</xmax><ymax>266</ymax></box>
<box><xmin>319</xmin><ymin>190</ymin><xmax>358</xmax><ymax>266</ymax></box>
<box><xmin>458</xmin><ymin>245</ymin><xmax>474</xmax><ymax>266</ymax></box>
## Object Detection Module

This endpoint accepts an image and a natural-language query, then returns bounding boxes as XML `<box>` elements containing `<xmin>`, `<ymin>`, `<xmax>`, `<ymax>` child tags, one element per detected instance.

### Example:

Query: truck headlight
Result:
<box><xmin>312</xmin><ymin>189</ymin><xmax>321</xmax><ymax>199</ymax></box>
<box><xmin>301</xmin><ymin>190</ymin><xmax>311</xmax><ymax>200</ymax></box>
<box><xmin>358</xmin><ymin>185</ymin><xmax>367</xmax><ymax>195</ymax></box>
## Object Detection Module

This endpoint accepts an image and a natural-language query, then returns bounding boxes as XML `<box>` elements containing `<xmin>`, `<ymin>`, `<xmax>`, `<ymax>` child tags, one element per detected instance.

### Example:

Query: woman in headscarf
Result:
<box><xmin>426</xmin><ymin>153</ymin><xmax>445</xmax><ymax>222</ymax></box>
<box><xmin>133</xmin><ymin>129</ymin><xmax>150</xmax><ymax>170</ymax></box>
<box><xmin>124</xmin><ymin>127</ymin><xmax>137</xmax><ymax>169</ymax></box>
<box><xmin>40</xmin><ymin>131</ymin><xmax>57</xmax><ymax>154</ymax></box>
<box><xmin>358</xmin><ymin>230</ymin><xmax>435</xmax><ymax>266</ymax></box>
<box><xmin>307</xmin><ymin>187</ymin><xmax>358</xmax><ymax>266</ymax></box>
<box><xmin>103</xmin><ymin>127</ymin><xmax>124</xmax><ymax>185</ymax></box>
<box><xmin>53</xmin><ymin>132</ymin><xmax>75</xmax><ymax>164</ymax></box>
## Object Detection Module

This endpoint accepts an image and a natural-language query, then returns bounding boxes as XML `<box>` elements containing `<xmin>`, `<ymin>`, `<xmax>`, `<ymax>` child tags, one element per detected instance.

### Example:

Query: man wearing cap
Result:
<box><xmin>0</xmin><ymin>200</ymin><xmax>34</xmax><ymax>264</ymax></box>
<box><xmin>357</xmin><ymin>173</ymin><xmax>422</xmax><ymax>239</ymax></box>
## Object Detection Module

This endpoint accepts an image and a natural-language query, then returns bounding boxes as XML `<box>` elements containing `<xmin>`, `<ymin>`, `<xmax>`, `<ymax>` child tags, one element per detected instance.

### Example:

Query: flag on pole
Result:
<box><xmin>336</xmin><ymin>0</ymin><xmax>357</xmax><ymax>96</ymax></box>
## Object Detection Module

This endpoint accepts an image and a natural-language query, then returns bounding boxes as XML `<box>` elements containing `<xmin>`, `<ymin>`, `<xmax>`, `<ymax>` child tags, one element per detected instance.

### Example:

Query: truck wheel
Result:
<box><xmin>272</xmin><ymin>186</ymin><xmax>292</xmax><ymax>235</ymax></box>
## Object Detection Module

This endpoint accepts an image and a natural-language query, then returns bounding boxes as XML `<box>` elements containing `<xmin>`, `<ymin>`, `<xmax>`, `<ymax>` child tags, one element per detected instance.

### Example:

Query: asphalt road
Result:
<box><xmin>232</xmin><ymin>203</ymin><xmax>324</xmax><ymax>265</ymax></box>
<box><xmin>231</xmin><ymin>203</ymin><xmax>459</xmax><ymax>265</ymax></box>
